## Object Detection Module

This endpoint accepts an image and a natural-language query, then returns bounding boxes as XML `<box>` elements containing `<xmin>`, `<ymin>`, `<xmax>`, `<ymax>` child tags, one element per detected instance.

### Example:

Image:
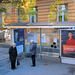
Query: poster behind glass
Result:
<box><xmin>14</xmin><ymin>30</ymin><xmax>19</xmax><ymax>42</ymax></box>
<box><xmin>61</xmin><ymin>30</ymin><xmax>75</xmax><ymax>58</ymax></box>
<box><xmin>27</xmin><ymin>33</ymin><xmax>38</xmax><ymax>43</ymax></box>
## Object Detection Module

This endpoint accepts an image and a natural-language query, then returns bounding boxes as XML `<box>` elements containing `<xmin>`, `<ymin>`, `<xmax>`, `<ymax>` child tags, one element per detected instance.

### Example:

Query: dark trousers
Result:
<box><xmin>31</xmin><ymin>54</ymin><xmax>35</xmax><ymax>66</ymax></box>
<box><xmin>11</xmin><ymin>60</ymin><xmax>16</xmax><ymax>69</ymax></box>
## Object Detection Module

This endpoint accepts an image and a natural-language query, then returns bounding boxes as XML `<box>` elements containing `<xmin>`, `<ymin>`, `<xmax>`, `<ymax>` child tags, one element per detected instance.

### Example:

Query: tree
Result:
<box><xmin>0</xmin><ymin>0</ymin><xmax>3</xmax><ymax>3</ymax></box>
<box><xmin>0</xmin><ymin>0</ymin><xmax>36</xmax><ymax>25</ymax></box>
<box><xmin>0</xmin><ymin>0</ymin><xmax>11</xmax><ymax>3</ymax></box>
<box><xmin>48</xmin><ymin>0</ymin><xmax>64</xmax><ymax>22</ymax></box>
<box><xmin>19</xmin><ymin>0</ymin><xmax>36</xmax><ymax>20</ymax></box>
<box><xmin>12</xmin><ymin>0</ymin><xmax>36</xmax><ymax>21</ymax></box>
<box><xmin>0</xmin><ymin>0</ymin><xmax>11</xmax><ymax>27</ymax></box>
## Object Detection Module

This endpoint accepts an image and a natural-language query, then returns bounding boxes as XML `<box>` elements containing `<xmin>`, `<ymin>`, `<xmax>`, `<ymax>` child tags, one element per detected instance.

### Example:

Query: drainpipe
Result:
<box><xmin>40</xmin><ymin>28</ymin><xmax>42</xmax><ymax>59</ymax></box>
<box><xmin>17</xmin><ymin>0</ymin><xmax>21</xmax><ymax>23</ymax></box>
<box><xmin>18</xmin><ymin>7</ymin><xmax>20</xmax><ymax>23</ymax></box>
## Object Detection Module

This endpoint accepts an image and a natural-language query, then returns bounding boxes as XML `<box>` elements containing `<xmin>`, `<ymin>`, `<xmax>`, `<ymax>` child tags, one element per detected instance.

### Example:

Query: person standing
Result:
<box><xmin>30</xmin><ymin>40</ymin><xmax>36</xmax><ymax>67</ymax></box>
<box><xmin>66</xmin><ymin>32</ymin><xmax>75</xmax><ymax>45</ymax></box>
<box><xmin>9</xmin><ymin>43</ymin><xmax>17</xmax><ymax>70</ymax></box>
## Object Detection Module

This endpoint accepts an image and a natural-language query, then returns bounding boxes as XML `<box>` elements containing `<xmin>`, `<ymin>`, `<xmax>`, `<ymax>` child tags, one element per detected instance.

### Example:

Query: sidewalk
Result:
<box><xmin>0</xmin><ymin>57</ymin><xmax>75</xmax><ymax>75</ymax></box>
<box><xmin>0</xmin><ymin>47</ymin><xmax>9</xmax><ymax>67</ymax></box>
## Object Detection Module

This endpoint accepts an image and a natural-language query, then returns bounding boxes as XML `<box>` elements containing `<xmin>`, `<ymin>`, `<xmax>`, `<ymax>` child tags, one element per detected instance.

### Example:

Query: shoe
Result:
<box><xmin>11</xmin><ymin>68</ymin><xmax>14</xmax><ymax>70</ymax></box>
<box><xmin>31</xmin><ymin>65</ymin><xmax>35</xmax><ymax>67</ymax></box>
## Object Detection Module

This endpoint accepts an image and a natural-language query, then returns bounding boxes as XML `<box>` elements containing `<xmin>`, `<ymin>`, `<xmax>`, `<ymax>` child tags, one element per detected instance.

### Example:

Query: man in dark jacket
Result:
<box><xmin>9</xmin><ymin>43</ymin><xmax>17</xmax><ymax>70</ymax></box>
<box><xmin>30</xmin><ymin>40</ymin><xmax>36</xmax><ymax>67</ymax></box>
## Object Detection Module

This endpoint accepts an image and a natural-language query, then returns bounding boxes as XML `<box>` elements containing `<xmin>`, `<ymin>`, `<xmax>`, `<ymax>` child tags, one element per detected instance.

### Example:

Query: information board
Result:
<box><xmin>14</xmin><ymin>29</ymin><xmax>25</xmax><ymax>54</ymax></box>
<box><xmin>27</xmin><ymin>33</ymin><xmax>38</xmax><ymax>43</ymax></box>
<box><xmin>61</xmin><ymin>30</ymin><xmax>75</xmax><ymax>58</ymax></box>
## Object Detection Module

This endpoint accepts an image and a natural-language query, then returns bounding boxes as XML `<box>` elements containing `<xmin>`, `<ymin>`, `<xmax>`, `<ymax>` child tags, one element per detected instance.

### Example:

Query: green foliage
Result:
<box><xmin>21</xmin><ymin>0</ymin><xmax>36</xmax><ymax>13</ymax></box>
<box><xmin>0</xmin><ymin>0</ymin><xmax>36</xmax><ymax>22</ymax></box>
<box><xmin>0</xmin><ymin>8</ymin><xmax>6</xmax><ymax>12</ymax></box>
<box><xmin>48</xmin><ymin>0</ymin><xmax>64</xmax><ymax>22</ymax></box>
<box><xmin>20</xmin><ymin>15</ymin><xmax>28</xmax><ymax>21</ymax></box>
<box><xmin>12</xmin><ymin>0</ymin><xmax>36</xmax><ymax>21</ymax></box>
<box><xmin>0</xmin><ymin>0</ymin><xmax>11</xmax><ymax>3</ymax></box>
<box><xmin>0</xmin><ymin>3</ymin><xmax>11</xmax><ymax>14</ymax></box>
<box><xmin>18</xmin><ymin>0</ymin><xmax>36</xmax><ymax>21</ymax></box>
<box><xmin>19</xmin><ymin>7</ymin><xmax>27</xmax><ymax>21</ymax></box>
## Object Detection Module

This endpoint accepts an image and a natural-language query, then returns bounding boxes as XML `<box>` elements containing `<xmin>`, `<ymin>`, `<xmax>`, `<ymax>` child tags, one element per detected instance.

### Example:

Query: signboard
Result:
<box><xmin>16</xmin><ymin>45</ymin><xmax>23</xmax><ymax>54</ymax></box>
<box><xmin>14</xmin><ymin>30</ymin><xmax>19</xmax><ymax>42</ymax></box>
<box><xmin>27</xmin><ymin>33</ymin><xmax>37</xmax><ymax>43</ymax></box>
<box><xmin>42</xmin><ymin>34</ymin><xmax>46</xmax><ymax>43</ymax></box>
<box><xmin>61</xmin><ymin>30</ymin><xmax>75</xmax><ymax>58</ymax></box>
<box><xmin>14</xmin><ymin>29</ymin><xmax>25</xmax><ymax>54</ymax></box>
<box><xmin>54</xmin><ymin>38</ymin><xmax>57</xmax><ymax>43</ymax></box>
<box><xmin>63</xmin><ymin>45</ymin><xmax>75</xmax><ymax>57</ymax></box>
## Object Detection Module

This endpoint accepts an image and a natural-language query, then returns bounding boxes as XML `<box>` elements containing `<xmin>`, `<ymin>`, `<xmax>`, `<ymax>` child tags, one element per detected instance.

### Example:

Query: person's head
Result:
<box><xmin>11</xmin><ymin>43</ymin><xmax>16</xmax><ymax>48</ymax></box>
<box><xmin>30</xmin><ymin>40</ymin><xmax>33</xmax><ymax>44</ymax></box>
<box><xmin>68</xmin><ymin>32</ymin><xmax>73</xmax><ymax>39</ymax></box>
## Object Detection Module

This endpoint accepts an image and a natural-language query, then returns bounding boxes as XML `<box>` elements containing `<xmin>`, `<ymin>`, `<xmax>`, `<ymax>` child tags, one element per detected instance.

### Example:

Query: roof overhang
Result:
<box><xmin>4</xmin><ymin>26</ymin><xmax>75</xmax><ymax>29</ymax></box>
<box><xmin>4</xmin><ymin>21</ymin><xmax>75</xmax><ymax>29</ymax></box>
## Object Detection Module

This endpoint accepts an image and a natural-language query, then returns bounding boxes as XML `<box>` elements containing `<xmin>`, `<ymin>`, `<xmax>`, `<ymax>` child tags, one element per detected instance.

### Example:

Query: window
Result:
<box><xmin>29</xmin><ymin>8</ymin><xmax>38</xmax><ymax>23</ymax></box>
<box><xmin>57</xmin><ymin>5</ymin><xmax>68</xmax><ymax>22</ymax></box>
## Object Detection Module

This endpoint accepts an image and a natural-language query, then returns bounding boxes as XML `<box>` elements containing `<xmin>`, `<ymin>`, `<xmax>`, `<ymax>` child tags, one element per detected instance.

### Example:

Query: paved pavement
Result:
<box><xmin>0</xmin><ymin>57</ymin><xmax>75</xmax><ymax>75</ymax></box>
<box><xmin>0</xmin><ymin>47</ymin><xmax>9</xmax><ymax>67</ymax></box>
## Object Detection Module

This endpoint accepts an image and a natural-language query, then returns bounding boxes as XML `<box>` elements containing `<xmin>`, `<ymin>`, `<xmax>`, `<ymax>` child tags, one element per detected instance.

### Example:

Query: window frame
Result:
<box><xmin>57</xmin><ymin>5</ymin><xmax>68</xmax><ymax>22</ymax></box>
<box><xmin>29</xmin><ymin>8</ymin><xmax>38</xmax><ymax>23</ymax></box>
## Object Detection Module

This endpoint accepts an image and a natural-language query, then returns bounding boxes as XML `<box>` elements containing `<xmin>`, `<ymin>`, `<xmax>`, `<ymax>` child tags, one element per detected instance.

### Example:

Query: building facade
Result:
<box><xmin>5</xmin><ymin>0</ymin><xmax>75</xmax><ymax>64</ymax></box>
<box><xmin>37</xmin><ymin>0</ymin><xmax>75</xmax><ymax>22</ymax></box>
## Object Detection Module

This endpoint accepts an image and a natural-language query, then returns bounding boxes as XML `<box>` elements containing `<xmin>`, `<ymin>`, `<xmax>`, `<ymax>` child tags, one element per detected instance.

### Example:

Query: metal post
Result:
<box><xmin>40</xmin><ymin>28</ymin><xmax>42</xmax><ymax>59</ymax></box>
<box><xmin>10</xmin><ymin>29</ymin><xmax>14</xmax><ymax>44</ymax></box>
<box><xmin>10</xmin><ymin>29</ymin><xmax>12</xmax><ymax>44</ymax></box>
<box><xmin>23</xmin><ymin>28</ymin><xmax>25</xmax><ymax>58</ymax></box>
<box><xmin>59</xmin><ymin>29</ymin><xmax>61</xmax><ymax>63</ymax></box>
<box><xmin>24</xmin><ymin>28</ymin><xmax>25</xmax><ymax>52</ymax></box>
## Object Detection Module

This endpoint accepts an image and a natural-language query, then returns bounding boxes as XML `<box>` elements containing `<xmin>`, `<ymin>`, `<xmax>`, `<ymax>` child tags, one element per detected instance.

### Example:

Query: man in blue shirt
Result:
<box><xmin>30</xmin><ymin>40</ymin><xmax>36</xmax><ymax>67</ymax></box>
